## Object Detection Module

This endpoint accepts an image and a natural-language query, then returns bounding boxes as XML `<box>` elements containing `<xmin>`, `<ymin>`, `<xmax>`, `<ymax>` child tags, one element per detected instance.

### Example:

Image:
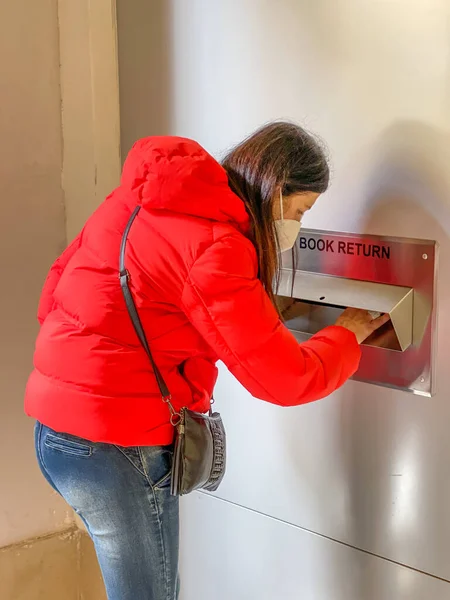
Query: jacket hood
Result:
<box><xmin>121</xmin><ymin>136</ymin><xmax>250</xmax><ymax>233</ymax></box>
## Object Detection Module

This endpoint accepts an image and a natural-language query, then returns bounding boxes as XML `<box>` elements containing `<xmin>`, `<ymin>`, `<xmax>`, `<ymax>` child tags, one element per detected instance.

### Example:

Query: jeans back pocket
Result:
<box><xmin>44</xmin><ymin>432</ymin><xmax>93</xmax><ymax>458</ymax></box>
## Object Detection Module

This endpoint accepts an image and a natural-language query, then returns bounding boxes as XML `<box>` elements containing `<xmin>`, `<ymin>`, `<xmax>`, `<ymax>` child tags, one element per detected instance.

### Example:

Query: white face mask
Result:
<box><xmin>274</xmin><ymin>189</ymin><xmax>301</xmax><ymax>253</ymax></box>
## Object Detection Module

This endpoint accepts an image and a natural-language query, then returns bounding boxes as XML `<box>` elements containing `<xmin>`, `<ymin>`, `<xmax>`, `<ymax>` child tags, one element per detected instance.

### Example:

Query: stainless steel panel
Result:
<box><xmin>180</xmin><ymin>493</ymin><xmax>450</xmax><ymax>600</ymax></box>
<box><xmin>212</xmin><ymin>361</ymin><xmax>450</xmax><ymax>581</ymax></box>
<box><xmin>279</xmin><ymin>230</ymin><xmax>438</xmax><ymax>395</ymax></box>
<box><xmin>119</xmin><ymin>0</ymin><xmax>450</xmax><ymax>594</ymax></box>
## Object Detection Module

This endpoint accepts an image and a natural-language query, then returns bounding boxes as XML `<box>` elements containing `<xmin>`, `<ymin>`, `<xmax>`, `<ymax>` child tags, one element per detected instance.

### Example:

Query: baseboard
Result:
<box><xmin>0</xmin><ymin>527</ymin><xmax>105</xmax><ymax>600</ymax></box>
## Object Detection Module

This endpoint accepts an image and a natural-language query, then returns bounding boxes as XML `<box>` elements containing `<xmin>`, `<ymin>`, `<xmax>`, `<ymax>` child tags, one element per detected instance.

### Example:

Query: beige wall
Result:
<box><xmin>59</xmin><ymin>0</ymin><xmax>121</xmax><ymax>240</ymax></box>
<box><xmin>117</xmin><ymin>0</ymin><xmax>173</xmax><ymax>159</ymax></box>
<box><xmin>0</xmin><ymin>0</ymin><xmax>74</xmax><ymax>548</ymax></box>
<box><xmin>1</xmin><ymin>529</ymin><xmax>106</xmax><ymax>600</ymax></box>
<box><xmin>0</xmin><ymin>0</ymin><xmax>121</xmax><ymax>551</ymax></box>
<box><xmin>0</xmin><ymin>1</ymin><xmax>117</xmax><ymax>596</ymax></box>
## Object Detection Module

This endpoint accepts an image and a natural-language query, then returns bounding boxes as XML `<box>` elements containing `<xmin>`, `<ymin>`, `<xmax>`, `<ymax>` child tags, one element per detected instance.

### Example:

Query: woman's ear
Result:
<box><xmin>272</xmin><ymin>187</ymin><xmax>284</xmax><ymax>220</ymax></box>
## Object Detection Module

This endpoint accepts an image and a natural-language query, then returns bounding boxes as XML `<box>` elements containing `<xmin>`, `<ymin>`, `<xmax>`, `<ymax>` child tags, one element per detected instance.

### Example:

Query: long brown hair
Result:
<box><xmin>222</xmin><ymin>121</ymin><xmax>330</xmax><ymax>311</ymax></box>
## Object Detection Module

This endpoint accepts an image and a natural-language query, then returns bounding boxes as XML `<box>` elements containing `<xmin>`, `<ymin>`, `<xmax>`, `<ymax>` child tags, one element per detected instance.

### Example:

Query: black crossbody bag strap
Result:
<box><xmin>119</xmin><ymin>206</ymin><xmax>178</xmax><ymax>420</ymax></box>
<box><xmin>119</xmin><ymin>208</ymin><xmax>225</xmax><ymax>497</ymax></box>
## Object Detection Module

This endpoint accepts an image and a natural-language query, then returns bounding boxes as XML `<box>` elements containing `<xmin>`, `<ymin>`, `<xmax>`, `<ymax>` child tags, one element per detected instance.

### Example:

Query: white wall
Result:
<box><xmin>118</xmin><ymin>0</ymin><xmax>450</xmax><ymax>596</ymax></box>
<box><xmin>0</xmin><ymin>0</ymin><xmax>73</xmax><ymax>547</ymax></box>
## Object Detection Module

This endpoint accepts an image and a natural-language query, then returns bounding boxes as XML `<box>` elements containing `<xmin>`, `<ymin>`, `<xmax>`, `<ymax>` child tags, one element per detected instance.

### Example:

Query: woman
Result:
<box><xmin>26</xmin><ymin>121</ymin><xmax>388</xmax><ymax>599</ymax></box>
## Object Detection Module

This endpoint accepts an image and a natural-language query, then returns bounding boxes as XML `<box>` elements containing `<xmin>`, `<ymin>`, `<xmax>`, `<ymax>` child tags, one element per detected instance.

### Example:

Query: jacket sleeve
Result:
<box><xmin>37</xmin><ymin>233</ymin><xmax>82</xmax><ymax>325</ymax></box>
<box><xmin>181</xmin><ymin>234</ymin><xmax>361</xmax><ymax>406</ymax></box>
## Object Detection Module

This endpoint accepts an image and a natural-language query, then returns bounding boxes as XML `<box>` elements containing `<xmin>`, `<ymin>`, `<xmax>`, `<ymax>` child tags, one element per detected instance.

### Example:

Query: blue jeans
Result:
<box><xmin>35</xmin><ymin>423</ymin><xmax>180</xmax><ymax>600</ymax></box>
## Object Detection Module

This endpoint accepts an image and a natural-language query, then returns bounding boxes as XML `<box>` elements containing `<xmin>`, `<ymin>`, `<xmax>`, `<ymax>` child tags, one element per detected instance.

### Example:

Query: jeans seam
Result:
<box><xmin>154</xmin><ymin>470</ymin><xmax>172</xmax><ymax>490</ymax></box>
<box><xmin>137</xmin><ymin>447</ymin><xmax>172</xmax><ymax>599</ymax></box>
<box><xmin>114</xmin><ymin>445</ymin><xmax>146</xmax><ymax>478</ymax></box>
<box><xmin>45</xmin><ymin>433</ymin><xmax>92</xmax><ymax>453</ymax></box>
<box><xmin>36</xmin><ymin>424</ymin><xmax>58</xmax><ymax>491</ymax></box>
<box><xmin>36</xmin><ymin>423</ymin><xmax>48</xmax><ymax>476</ymax></box>
<box><xmin>44</xmin><ymin>441</ymin><xmax>92</xmax><ymax>458</ymax></box>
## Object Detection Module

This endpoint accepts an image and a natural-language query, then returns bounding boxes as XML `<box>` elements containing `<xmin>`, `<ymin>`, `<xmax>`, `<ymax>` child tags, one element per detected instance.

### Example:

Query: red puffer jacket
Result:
<box><xmin>25</xmin><ymin>137</ymin><xmax>361</xmax><ymax>446</ymax></box>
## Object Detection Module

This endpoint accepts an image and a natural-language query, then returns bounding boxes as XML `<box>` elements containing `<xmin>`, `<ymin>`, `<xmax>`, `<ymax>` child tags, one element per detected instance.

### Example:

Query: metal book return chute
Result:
<box><xmin>277</xmin><ymin>229</ymin><xmax>438</xmax><ymax>396</ymax></box>
<box><xmin>278</xmin><ymin>273</ymin><xmax>414</xmax><ymax>352</ymax></box>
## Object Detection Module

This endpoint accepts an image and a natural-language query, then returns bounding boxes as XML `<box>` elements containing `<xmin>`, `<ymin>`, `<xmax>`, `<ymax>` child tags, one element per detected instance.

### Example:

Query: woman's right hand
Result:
<box><xmin>335</xmin><ymin>308</ymin><xmax>390</xmax><ymax>344</ymax></box>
